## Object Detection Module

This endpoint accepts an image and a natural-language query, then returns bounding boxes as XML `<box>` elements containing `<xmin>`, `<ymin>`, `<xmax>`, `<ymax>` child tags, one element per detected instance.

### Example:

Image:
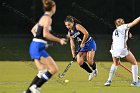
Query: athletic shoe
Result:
<box><xmin>29</xmin><ymin>84</ymin><xmax>37</xmax><ymax>93</ymax></box>
<box><xmin>88</xmin><ymin>72</ymin><xmax>94</xmax><ymax>81</ymax></box>
<box><xmin>93</xmin><ymin>69</ymin><xmax>98</xmax><ymax>77</ymax></box>
<box><xmin>23</xmin><ymin>87</ymin><xmax>40</xmax><ymax>93</ymax></box>
<box><xmin>131</xmin><ymin>81</ymin><xmax>140</xmax><ymax>87</ymax></box>
<box><xmin>104</xmin><ymin>80</ymin><xmax>112</xmax><ymax>86</ymax></box>
<box><xmin>36</xmin><ymin>88</ymin><xmax>41</xmax><ymax>93</ymax></box>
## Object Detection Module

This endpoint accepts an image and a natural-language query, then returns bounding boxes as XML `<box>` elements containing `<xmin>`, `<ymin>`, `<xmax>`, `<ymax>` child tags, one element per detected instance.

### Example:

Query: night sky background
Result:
<box><xmin>0</xmin><ymin>0</ymin><xmax>140</xmax><ymax>35</ymax></box>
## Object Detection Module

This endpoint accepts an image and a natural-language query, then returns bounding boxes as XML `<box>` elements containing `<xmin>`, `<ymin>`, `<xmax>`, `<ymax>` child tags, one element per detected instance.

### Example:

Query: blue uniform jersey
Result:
<box><xmin>35</xmin><ymin>14</ymin><xmax>49</xmax><ymax>40</ymax></box>
<box><xmin>70</xmin><ymin>23</ymin><xmax>96</xmax><ymax>52</ymax></box>
<box><xmin>29</xmin><ymin>14</ymin><xmax>50</xmax><ymax>60</ymax></box>
<box><xmin>35</xmin><ymin>25</ymin><xmax>45</xmax><ymax>40</ymax></box>
<box><xmin>70</xmin><ymin>23</ymin><xmax>87</xmax><ymax>44</ymax></box>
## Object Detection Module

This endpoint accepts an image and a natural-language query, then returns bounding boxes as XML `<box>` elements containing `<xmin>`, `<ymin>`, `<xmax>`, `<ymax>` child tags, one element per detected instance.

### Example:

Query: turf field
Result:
<box><xmin>0</xmin><ymin>61</ymin><xmax>140</xmax><ymax>93</ymax></box>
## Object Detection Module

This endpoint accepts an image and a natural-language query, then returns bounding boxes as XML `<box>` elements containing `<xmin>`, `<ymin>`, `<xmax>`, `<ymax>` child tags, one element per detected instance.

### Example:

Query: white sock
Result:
<box><xmin>132</xmin><ymin>65</ymin><xmax>138</xmax><ymax>82</ymax></box>
<box><xmin>37</xmin><ymin>69</ymin><xmax>47</xmax><ymax>78</ymax></box>
<box><xmin>108</xmin><ymin>64</ymin><xmax>118</xmax><ymax>81</ymax></box>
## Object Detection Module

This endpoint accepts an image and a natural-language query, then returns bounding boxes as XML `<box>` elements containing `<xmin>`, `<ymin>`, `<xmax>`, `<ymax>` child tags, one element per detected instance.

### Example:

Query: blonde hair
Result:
<box><xmin>115</xmin><ymin>18</ymin><xmax>125</xmax><ymax>27</ymax></box>
<box><xmin>42</xmin><ymin>0</ymin><xmax>55</xmax><ymax>11</ymax></box>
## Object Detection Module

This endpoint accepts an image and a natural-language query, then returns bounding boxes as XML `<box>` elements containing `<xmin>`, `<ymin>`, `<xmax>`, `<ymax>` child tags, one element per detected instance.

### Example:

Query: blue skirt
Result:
<box><xmin>29</xmin><ymin>41</ymin><xmax>49</xmax><ymax>60</ymax></box>
<box><xmin>77</xmin><ymin>37</ymin><xmax>96</xmax><ymax>52</ymax></box>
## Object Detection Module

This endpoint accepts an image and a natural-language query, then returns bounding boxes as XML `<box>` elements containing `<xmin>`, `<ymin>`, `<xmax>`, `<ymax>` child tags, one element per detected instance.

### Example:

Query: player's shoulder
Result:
<box><xmin>75</xmin><ymin>23</ymin><xmax>85</xmax><ymax>31</ymax></box>
<box><xmin>117</xmin><ymin>24</ymin><xmax>128</xmax><ymax>29</ymax></box>
<box><xmin>75</xmin><ymin>23</ymin><xmax>79</xmax><ymax>28</ymax></box>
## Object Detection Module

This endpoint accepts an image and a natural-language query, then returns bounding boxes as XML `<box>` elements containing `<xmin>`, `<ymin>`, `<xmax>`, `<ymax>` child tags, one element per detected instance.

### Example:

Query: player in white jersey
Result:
<box><xmin>110</xmin><ymin>24</ymin><xmax>129</xmax><ymax>58</ymax></box>
<box><xmin>104</xmin><ymin>17</ymin><xmax>140</xmax><ymax>86</ymax></box>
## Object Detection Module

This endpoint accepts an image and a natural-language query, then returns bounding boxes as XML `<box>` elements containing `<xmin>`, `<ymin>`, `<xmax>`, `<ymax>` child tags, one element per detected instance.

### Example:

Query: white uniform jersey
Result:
<box><xmin>111</xmin><ymin>24</ymin><xmax>130</xmax><ymax>50</ymax></box>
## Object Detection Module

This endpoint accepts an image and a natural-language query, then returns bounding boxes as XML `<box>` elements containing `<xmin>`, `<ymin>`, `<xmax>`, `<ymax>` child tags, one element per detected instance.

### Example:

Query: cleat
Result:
<box><xmin>104</xmin><ymin>80</ymin><xmax>112</xmax><ymax>86</ymax></box>
<box><xmin>88</xmin><ymin>69</ymin><xmax>98</xmax><ymax>81</ymax></box>
<box><xmin>93</xmin><ymin>69</ymin><xmax>98</xmax><ymax>77</ymax></box>
<box><xmin>29</xmin><ymin>84</ymin><xmax>37</xmax><ymax>93</ymax></box>
<box><xmin>23</xmin><ymin>88</ymin><xmax>40</xmax><ymax>93</ymax></box>
<box><xmin>88</xmin><ymin>72</ymin><xmax>94</xmax><ymax>81</ymax></box>
<box><xmin>131</xmin><ymin>81</ymin><xmax>140</xmax><ymax>87</ymax></box>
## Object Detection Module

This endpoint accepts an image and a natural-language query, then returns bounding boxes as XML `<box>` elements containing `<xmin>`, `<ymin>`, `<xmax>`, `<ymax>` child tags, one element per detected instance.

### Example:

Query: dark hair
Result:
<box><xmin>64</xmin><ymin>15</ymin><xmax>81</xmax><ymax>23</ymax></box>
<box><xmin>42</xmin><ymin>0</ymin><xmax>55</xmax><ymax>12</ymax></box>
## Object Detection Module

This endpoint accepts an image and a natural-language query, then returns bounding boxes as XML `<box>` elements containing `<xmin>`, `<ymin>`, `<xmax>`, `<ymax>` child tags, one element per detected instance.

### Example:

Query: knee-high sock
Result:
<box><xmin>36</xmin><ymin>71</ymin><xmax>52</xmax><ymax>88</ymax></box>
<box><xmin>26</xmin><ymin>76</ymin><xmax>40</xmax><ymax>93</ymax></box>
<box><xmin>132</xmin><ymin>65</ymin><xmax>138</xmax><ymax>82</ymax></box>
<box><xmin>80</xmin><ymin>62</ymin><xmax>92</xmax><ymax>73</ymax></box>
<box><xmin>90</xmin><ymin>62</ymin><xmax>96</xmax><ymax>70</ymax></box>
<box><xmin>108</xmin><ymin>64</ymin><xmax>118</xmax><ymax>81</ymax></box>
<box><xmin>26</xmin><ymin>69</ymin><xmax>47</xmax><ymax>93</ymax></box>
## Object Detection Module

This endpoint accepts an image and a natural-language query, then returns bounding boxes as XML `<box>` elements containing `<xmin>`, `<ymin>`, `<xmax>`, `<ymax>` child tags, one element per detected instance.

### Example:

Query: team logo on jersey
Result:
<box><xmin>71</xmin><ymin>32</ymin><xmax>80</xmax><ymax>38</ymax></box>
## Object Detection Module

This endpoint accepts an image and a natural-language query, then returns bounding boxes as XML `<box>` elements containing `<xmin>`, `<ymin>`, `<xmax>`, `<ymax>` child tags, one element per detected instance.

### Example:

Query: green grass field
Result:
<box><xmin>0</xmin><ymin>61</ymin><xmax>140</xmax><ymax>93</ymax></box>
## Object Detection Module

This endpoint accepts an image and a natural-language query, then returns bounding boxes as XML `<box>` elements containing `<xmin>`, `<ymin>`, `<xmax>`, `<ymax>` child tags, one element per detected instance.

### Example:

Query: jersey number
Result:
<box><xmin>115</xmin><ymin>30</ymin><xmax>119</xmax><ymax>37</ymax></box>
<box><xmin>77</xmin><ymin>37</ymin><xmax>82</xmax><ymax>42</ymax></box>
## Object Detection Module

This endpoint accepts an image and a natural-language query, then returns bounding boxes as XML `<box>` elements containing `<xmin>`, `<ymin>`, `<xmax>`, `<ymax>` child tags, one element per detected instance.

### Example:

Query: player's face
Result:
<box><xmin>65</xmin><ymin>22</ymin><xmax>74</xmax><ymax>30</ymax></box>
<box><xmin>52</xmin><ymin>5</ymin><xmax>56</xmax><ymax>15</ymax></box>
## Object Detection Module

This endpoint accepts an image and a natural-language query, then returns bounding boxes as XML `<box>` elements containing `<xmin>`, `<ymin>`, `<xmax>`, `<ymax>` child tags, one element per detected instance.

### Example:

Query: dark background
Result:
<box><xmin>0</xmin><ymin>0</ymin><xmax>140</xmax><ymax>61</ymax></box>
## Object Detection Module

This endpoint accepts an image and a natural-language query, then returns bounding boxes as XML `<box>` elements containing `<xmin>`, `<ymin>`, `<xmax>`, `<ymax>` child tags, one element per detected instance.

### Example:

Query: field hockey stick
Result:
<box><xmin>58</xmin><ymin>48</ymin><xmax>81</xmax><ymax>78</ymax></box>
<box><xmin>119</xmin><ymin>62</ymin><xmax>140</xmax><ymax>79</ymax></box>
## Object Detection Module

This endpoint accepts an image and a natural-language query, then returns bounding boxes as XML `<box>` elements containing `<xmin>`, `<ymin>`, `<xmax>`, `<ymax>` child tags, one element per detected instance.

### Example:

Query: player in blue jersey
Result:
<box><xmin>64</xmin><ymin>15</ymin><xmax>97</xmax><ymax>81</ymax></box>
<box><xmin>23</xmin><ymin>0</ymin><xmax>66</xmax><ymax>93</ymax></box>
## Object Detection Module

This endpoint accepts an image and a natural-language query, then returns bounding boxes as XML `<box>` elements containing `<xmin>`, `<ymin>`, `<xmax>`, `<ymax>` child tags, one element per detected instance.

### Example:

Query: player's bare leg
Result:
<box><xmin>87</xmin><ymin>49</ymin><xmax>98</xmax><ymax>77</ymax></box>
<box><xmin>24</xmin><ymin>59</ymin><xmax>47</xmax><ymax>93</ymax></box>
<box><xmin>77</xmin><ymin>52</ymin><xmax>93</xmax><ymax>81</ymax></box>
<box><xmin>29</xmin><ymin>56</ymin><xmax>58</xmax><ymax>93</ymax></box>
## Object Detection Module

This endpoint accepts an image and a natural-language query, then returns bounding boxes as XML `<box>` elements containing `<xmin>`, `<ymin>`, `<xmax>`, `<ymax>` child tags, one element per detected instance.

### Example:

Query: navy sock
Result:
<box><xmin>80</xmin><ymin>62</ymin><xmax>92</xmax><ymax>73</ymax></box>
<box><xmin>26</xmin><ymin>76</ymin><xmax>40</xmax><ymax>93</ymax></box>
<box><xmin>36</xmin><ymin>71</ymin><xmax>52</xmax><ymax>88</ymax></box>
<box><xmin>90</xmin><ymin>62</ymin><xmax>96</xmax><ymax>70</ymax></box>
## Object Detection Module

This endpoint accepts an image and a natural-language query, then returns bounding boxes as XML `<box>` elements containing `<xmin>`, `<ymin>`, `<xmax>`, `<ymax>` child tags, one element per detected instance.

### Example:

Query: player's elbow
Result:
<box><xmin>31</xmin><ymin>28</ymin><xmax>35</xmax><ymax>34</ymax></box>
<box><xmin>85</xmin><ymin>31</ymin><xmax>89</xmax><ymax>37</ymax></box>
<box><xmin>87</xmin><ymin>32</ymin><xmax>89</xmax><ymax>37</ymax></box>
<box><xmin>43</xmin><ymin>33</ymin><xmax>47</xmax><ymax>38</ymax></box>
<box><xmin>43</xmin><ymin>30</ymin><xmax>50</xmax><ymax>38</ymax></box>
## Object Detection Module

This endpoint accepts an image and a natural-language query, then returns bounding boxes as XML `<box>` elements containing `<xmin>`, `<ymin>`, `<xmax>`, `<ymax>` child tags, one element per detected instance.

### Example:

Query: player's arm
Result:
<box><xmin>31</xmin><ymin>23</ymin><xmax>38</xmax><ymax>37</ymax></box>
<box><xmin>68</xmin><ymin>32</ymin><xmax>75</xmax><ymax>58</ymax></box>
<box><xmin>76</xmin><ymin>24</ymin><xmax>89</xmax><ymax>45</ymax></box>
<box><xmin>43</xmin><ymin>17</ymin><xmax>66</xmax><ymax>45</ymax></box>
<box><xmin>128</xmin><ymin>32</ymin><xmax>133</xmax><ymax>38</ymax></box>
<box><xmin>127</xmin><ymin>16</ymin><xmax>140</xmax><ymax>28</ymax></box>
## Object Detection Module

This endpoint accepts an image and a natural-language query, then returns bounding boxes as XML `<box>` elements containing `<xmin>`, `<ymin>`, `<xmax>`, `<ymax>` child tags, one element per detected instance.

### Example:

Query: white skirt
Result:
<box><xmin>110</xmin><ymin>48</ymin><xmax>128</xmax><ymax>58</ymax></box>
